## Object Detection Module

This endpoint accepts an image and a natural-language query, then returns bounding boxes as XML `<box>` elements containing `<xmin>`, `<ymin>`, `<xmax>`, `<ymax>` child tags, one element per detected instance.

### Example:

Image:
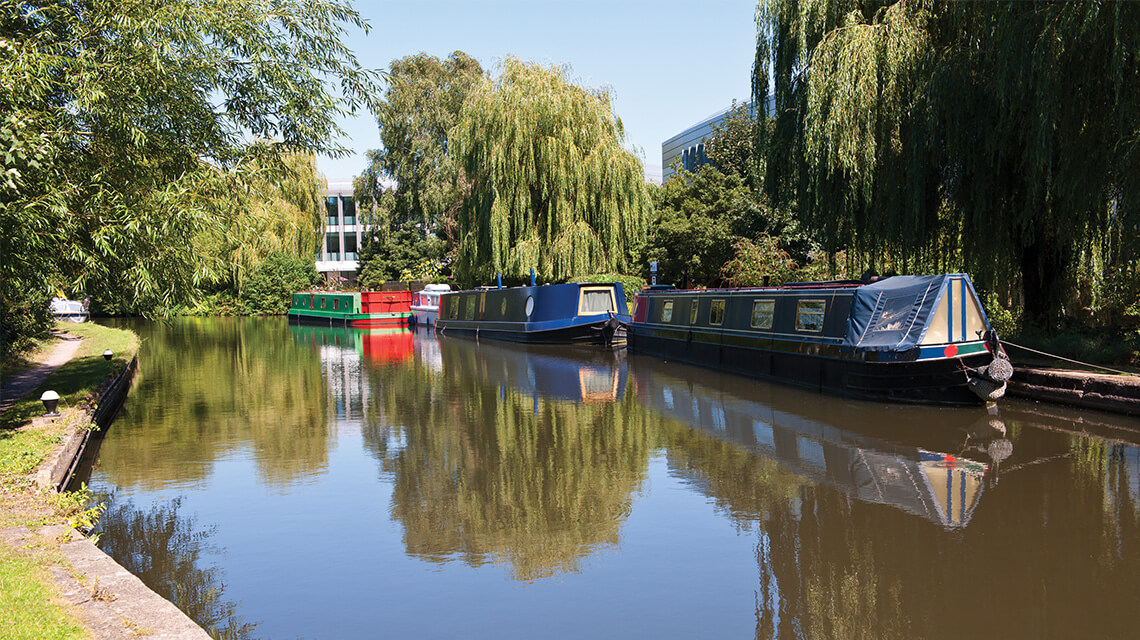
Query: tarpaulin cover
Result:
<box><xmin>842</xmin><ymin>275</ymin><xmax>956</xmax><ymax>352</ymax></box>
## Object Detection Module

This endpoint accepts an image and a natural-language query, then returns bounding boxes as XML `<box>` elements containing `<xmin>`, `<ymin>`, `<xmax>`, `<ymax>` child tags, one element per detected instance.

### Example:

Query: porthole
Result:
<box><xmin>525</xmin><ymin>296</ymin><xmax>535</xmax><ymax>318</ymax></box>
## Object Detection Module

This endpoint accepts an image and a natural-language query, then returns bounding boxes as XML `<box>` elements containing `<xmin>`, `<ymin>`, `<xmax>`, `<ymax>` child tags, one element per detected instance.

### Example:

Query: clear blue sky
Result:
<box><xmin>317</xmin><ymin>0</ymin><xmax>759</xmax><ymax>186</ymax></box>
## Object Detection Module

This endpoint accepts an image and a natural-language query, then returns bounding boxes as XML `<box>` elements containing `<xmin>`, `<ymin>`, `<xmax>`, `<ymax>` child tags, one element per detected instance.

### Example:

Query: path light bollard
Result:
<box><xmin>103</xmin><ymin>349</ymin><xmax>113</xmax><ymax>361</ymax></box>
<box><xmin>40</xmin><ymin>390</ymin><xmax>60</xmax><ymax>416</ymax></box>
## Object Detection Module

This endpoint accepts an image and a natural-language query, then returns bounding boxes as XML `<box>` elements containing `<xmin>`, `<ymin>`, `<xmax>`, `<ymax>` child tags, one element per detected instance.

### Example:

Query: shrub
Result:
<box><xmin>239</xmin><ymin>253</ymin><xmax>320</xmax><ymax>315</ymax></box>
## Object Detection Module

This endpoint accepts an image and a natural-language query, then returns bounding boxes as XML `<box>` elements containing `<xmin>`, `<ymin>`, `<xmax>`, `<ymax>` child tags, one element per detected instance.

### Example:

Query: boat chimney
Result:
<box><xmin>530</xmin><ymin>268</ymin><xmax>536</xmax><ymax>286</ymax></box>
<box><xmin>497</xmin><ymin>273</ymin><xmax>503</xmax><ymax>289</ymax></box>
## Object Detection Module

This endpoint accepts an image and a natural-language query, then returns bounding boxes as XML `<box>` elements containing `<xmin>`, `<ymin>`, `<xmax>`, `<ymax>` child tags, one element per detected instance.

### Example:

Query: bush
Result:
<box><xmin>0</xmin><ymin>288</ymin><xmax>52</xmax><ymax>358</ymax></box>
<box><xmin>982</xmin><ymin>291</ymin><xmax>1021</xmax><ymax>338</ymax></box>
<box><xmin>239</xmin><ymin>253</ymin><xmax>320</xmax><ymax>315</ymax></box>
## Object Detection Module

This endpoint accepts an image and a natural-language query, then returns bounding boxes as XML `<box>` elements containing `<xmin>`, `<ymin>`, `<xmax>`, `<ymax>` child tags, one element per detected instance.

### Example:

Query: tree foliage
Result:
<box><xmin>0</xmin><ymin>0</ymin><xmax>379</xmax><ymax>353</ymax></box>
<box><xmin>753</xmin><ymin>0</ymin><xmax>1140</xmax><ymax>327</ymax></box>
<box><xmin>357</xmin><ymin>221</ymin><xmax>447</xmax><ymax>289</ymax></box>
<box><xmin>451</xmin><ymin>58</ymin><xmax>650</xmax><ymax>284</ymax></box>
<box><xmin>239</xmin><ymin>253</ymin><xmax>320</xmax><ymax>316</ymax></box>
<box><xmin>647</xmin><ymin>165</ymin><xmax>809</xmax><ymax>287</ymax></box>
<box><xmin>705</xmin><ymin>100</ymin><xmax>761</xmax><ymax>190</ymax></box>
<box><xmin>355</xmin><ymin>51</ymin><xmax>485</xmax><ymax>240</ymax></box>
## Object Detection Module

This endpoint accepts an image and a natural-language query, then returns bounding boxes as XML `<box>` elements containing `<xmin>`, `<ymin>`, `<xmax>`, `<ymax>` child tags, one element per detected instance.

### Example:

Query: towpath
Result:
<box><xmin>0</xmin><ymin>334</ymin><xmax>83</xmax><ymax>414</ymax></box>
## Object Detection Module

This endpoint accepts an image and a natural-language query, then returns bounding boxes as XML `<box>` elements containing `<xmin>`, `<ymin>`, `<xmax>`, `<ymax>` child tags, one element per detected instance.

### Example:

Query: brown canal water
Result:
<box><xmin>81</xmin><ymin>317</ymin><xmax>1140</xmax><ymax>639</ymax></box>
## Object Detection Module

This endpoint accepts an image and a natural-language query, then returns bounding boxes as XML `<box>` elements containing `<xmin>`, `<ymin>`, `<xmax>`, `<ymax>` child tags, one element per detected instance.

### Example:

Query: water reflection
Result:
<box><xmin>95</xmin><ymin>318</ymin><xmax>329</xmax><ymax>490</ymax></box>
<box><xmin>95</xmin><ymin>494</ymin><xmax>258</xmax><ymax>640</ymax></box>
<box><xmin>363</xmin><ymin>334</ymin><xmax>648</xmax><ymax>581</ymax></box>
<box><xmin>288</xmin><ymin>325</ymin><xmax>413</xmax><ymax>423</ymax></box>
<box><xmin>632</xmin><ymin>362</ymin><xmax>1006</xmax><ymax>528</ymax></box>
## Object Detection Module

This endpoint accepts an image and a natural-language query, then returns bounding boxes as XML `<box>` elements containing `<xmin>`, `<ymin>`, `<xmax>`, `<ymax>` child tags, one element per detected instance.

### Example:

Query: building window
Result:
<box><xmin>796</xmin><ymin>300</ymin><xmax>826</xmax><ymax>332</ymax></box>
<box><xmin>341</xmin><ymin>196</ymin><xmax>356</xmax><ymax>226</ymax></box>
<box><xmin>751</xmin><ymin>300</ymin><xmax>775</xmax><ymax>329</ymax></box>
<box><xmin>325</xmin><ymin>233</ymin><xmax>340</xmax><ymax>261</ymax></box>
<box><xmin>661</xmin><ymin>300</ymin><xmax>674</xmax><ymax>323</ymax></box>
<box><xmin>344</xmin><ymin>233</ymin><xmax>357</xmax><ymax>261</ymax></box>
<box><xmin>326</xmin><ymin>196</ymin><xmax>338</xmax><ymax>226</ymax></box>
<box><xmin>710</xmin><ymin>299</ymin><xmax>725</xmax><ymax>326</ymax></box>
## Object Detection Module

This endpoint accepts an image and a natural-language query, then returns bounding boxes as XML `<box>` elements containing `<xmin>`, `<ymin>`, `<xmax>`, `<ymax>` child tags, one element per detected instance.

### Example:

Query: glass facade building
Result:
<box><xmin>660</xmin><ymin>100</ymin><xmax>759</xmax><ymax>183</ymax></box>
<box><xmin>316</xmin><ymin>183</ymin><xmax>369</xmax><ymax>283</ymax></box>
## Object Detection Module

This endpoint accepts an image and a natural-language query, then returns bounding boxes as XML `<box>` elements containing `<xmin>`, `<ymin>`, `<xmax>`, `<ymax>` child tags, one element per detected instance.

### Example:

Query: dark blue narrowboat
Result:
<box><xmin>629</xmin><ymin>274</ymin><xmax>1013</xmax><ymax>406</ymax></box>
<box><xmin>436</xmin><ymin>282</ymin><xmax>630</xmax><ymax>347</ymax></box>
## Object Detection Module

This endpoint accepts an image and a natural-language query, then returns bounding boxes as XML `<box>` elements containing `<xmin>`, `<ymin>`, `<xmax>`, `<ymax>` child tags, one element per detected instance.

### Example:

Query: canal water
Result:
<box><xmin>82</xmin><ymin>317</ymin><xmax>1140</xmax><ymax>639</ymax></box>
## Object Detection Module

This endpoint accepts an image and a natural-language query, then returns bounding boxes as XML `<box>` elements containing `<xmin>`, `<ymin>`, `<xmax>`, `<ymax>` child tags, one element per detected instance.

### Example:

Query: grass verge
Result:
<box><xmin>0</xmin><ymin>543</ymin><xmax>87</xmax><ymax>640</ymax></box>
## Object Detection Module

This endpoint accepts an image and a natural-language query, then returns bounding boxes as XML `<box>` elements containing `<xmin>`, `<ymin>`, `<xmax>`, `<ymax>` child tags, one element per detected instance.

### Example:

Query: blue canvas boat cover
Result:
<box><xmin>842</xmin><ymin>275</ymin><xmax>955</xmax><ymax>352</ymax></box>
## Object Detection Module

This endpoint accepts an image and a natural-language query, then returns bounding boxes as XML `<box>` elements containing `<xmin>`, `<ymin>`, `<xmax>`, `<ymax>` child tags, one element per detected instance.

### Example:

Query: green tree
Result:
<box><xmin>357</xmin><ymin>221</ymin><xmax>447</xmax><ymax>289</ymax></box>
<box><xmin>753</xmin><ymin>0</ymin><xmax>1140</xmax><ymax>327</ymax></box>
<box><xmin>0</xmin><ymin>0</ymin><xmax>379</xmax><ymax>354</ymax></box>
<box><xmin>647</xmin><ymin>165</ymin><xmax>802</xmax><ymax>287</ymax></box>
<box><xmin>451</xmin><ymin>58</ymin><xmax>651</xmax><ymax>283</ymax></box>
<box><xmin>705</xmin><ymin>100</ymin><xmax>761</xmax><ymax>190</ymax></box>
<box><xmin>355</xmin><ymin>51</ymin><xmax>484</xmax><ymax>243</ymax></box>
<box><xmin>239</xmin><ymin>253</ymin><xmax>320</xmax><ymax>315</ymax></box>
<box><xmin>195</xmin><ymin>151</ymin><xmax>326</xmax><ymax>300</ymax></box>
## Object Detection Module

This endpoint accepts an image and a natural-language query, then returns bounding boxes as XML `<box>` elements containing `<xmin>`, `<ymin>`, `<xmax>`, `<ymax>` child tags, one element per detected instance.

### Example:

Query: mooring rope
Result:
<box><xmin>1001</xmin><ymin>339</ymin><xmax>1136</xmax><ymax>377</ymax></box>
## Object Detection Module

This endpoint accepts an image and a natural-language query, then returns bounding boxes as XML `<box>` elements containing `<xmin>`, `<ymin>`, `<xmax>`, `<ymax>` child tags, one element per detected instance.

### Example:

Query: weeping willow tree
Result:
<box><xmin>451</xmin><ymin>58</ymin><xmax>651</xmax><ymax>284</ymax></box>
<box><xmin>754</xmin><ymin>1</ymin><xmax>1140</xmax><ymax>327</ymax></box>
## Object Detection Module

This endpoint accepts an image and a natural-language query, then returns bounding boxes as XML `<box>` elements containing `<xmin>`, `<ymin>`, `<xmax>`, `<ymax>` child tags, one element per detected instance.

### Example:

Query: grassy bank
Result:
<box><xmin>0</xmin><ymin>321</ymin><xmax>140</xmax><ymax>640</ymax></box>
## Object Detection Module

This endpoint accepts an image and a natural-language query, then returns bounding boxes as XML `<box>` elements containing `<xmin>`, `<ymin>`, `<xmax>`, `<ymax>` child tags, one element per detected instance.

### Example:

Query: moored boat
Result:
<box><xmin>410</xmin><ymin>284</ymin><xmax>452</xmax><ymax>326</ymax></box>
<box><xmin>50</xmin><ymin>297</ymin><xmax>89</xmax><ymax>323</ymax></box>
<box><xmin>288</xmin><ymin>290</ymin><xmax>413</xmax><ymax>328</ymax></box>
<box><xmin>629</xmin><ymin>274</ymin><xmax>1013</xmax><ymax>405</ymax></box>
<box><xmin>436</xmin><ymin>281</ymin><xmax>630</xmax><ymax>347</ymax></box>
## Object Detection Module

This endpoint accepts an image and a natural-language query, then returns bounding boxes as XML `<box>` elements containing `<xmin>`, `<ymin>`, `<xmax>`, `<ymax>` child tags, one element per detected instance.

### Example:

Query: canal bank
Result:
<box><xmin>1009</xmin><ymin>366</ymin><xmax>1140</xmax><ymax>417</ymax></box>
<box><xmin>0</xmin><ymin>322</ymin><xmax>211</xmax><ymax>640</ymax></box>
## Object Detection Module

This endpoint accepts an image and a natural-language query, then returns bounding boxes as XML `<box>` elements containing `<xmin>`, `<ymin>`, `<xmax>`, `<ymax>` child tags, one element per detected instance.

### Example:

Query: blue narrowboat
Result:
<box><xmin>629</xmin><ymin>274</ymin><xmax>1012</xmax><ymax>405</ymax></box>
<box><xmin>436</xmin><ymin>282</ymin><xmax>630</xmax><ymax>347</ymax></box>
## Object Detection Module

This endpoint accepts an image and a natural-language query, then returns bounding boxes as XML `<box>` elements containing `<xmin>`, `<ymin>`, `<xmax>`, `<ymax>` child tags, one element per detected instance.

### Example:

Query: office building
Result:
<box><xmin>317</xmin><ymin>181</ymin><xmax>366</xmax><ymax>283</ymax></box>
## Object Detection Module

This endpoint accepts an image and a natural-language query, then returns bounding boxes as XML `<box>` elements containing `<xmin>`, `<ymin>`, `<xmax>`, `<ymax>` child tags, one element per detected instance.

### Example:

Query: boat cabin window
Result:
<box><xmin>449</xmin><ymin>298</ymin><xmax>460</xmax><ymax>320</ymax></box>
<box><xmin>500</xmin><ymin>298</ymin><xmax>507</xmax><ymax>316</ymax></box>
<box><xmin>751</xmin><ymin>300</ymin><xmax>775</xmax><ymax>329</ymax></box>
<box><xmin>321</xmin><ymin>298</ymin><xmax>326</xmax><ymax>310</ymax></box>
<box><xmin>465</xmin><ymin>295</ymin><xmax>476</xmax><ymax>320</ymax></box>
<box><xmin>661</xmin><ymin>300</ymin><xmax>674</xmax><ymax>323</ymax></box>
<box><xmin>578</xmin><ymin>286</ymin><xmax>617</xmax><ymax>315</ymax></box>
<box><xmin>709</xmin><ymin>299</ymin><xmax>726</xmax><ymax>326</ymax></box>
<box><xmin>333</xmin><ymin>299</ymin><xmax>338</xmax><ymax>311</ymax></box>
<box><xmin>689</xmin><ymin>300</ymin><xmax>699</xmax><ymax>324</ymax></box>
<box><xmin>796</xmin><ymin>300</ymin><xmax>826</xmax><ymax>332</ymax></box>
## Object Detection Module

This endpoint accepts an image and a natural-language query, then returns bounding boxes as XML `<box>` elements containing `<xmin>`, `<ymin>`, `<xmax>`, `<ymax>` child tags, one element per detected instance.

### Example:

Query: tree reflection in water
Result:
<box><xmin>96</xmin><ymin>495</ymin><xmax>259</xmax><ymax>640</ymax></box>
<box><xmin>363</xmin><ymin>337</ymin><xmax>654</xmax><ymax>581</ymax></box>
